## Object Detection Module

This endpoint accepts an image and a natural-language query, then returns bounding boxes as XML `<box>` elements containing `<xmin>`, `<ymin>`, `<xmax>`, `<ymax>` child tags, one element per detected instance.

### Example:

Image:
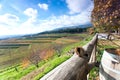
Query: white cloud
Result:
<box><xmin>0</xmin><ymin>13</ymin><xmax>19</xmax><ymax>26</ymax></box>
<box><xmin>0</xmin><ymin>13</ymin><xmax>20</xmax><ymax>36</ymax></box>
<box><xmin>39</xmin><ymin>12</ymin><xmax>90</xmax><ymax>30</ymax></box>
<box><xmin>23</xmin><ymin>8</ymin><xmax>38</xmax><ymax>26</ymax></box>
<box><xmin>38</xmin><ymin>4</ymin><xmax>93</xmax><ymax>30</ymax></box>
<box><xmin>20</xmin><ymin>7</ymin><xmax>92</xmax><ymax>34</ymax></box>
<box><xmin>66</xmin><ymin>0</ymin><xmax>92</xmax><ymax>14</ymax></box>
<box><xmin>38</xmin><ymin>3</ymin><xmax>48</xmax><ymax>10</ymax></box>
<box><xmin>24</xmin><ymin>8</ymin><xmax>37</xmax><ymax>18</ymax></box>
<box><xmin>0</xmin><ymin>4</ymin><xmax>93</xmax><ymax>37</ymax></box>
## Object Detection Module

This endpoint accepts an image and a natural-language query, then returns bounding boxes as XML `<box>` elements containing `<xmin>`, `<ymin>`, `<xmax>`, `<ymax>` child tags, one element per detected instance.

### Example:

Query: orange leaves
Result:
<box><xmin>87</xmin><ymin>27</ymin><xmax>95</xmax><ymax>34</ymax></box>
<box><xmin>21</xmin><ymin>58</ymin><xmax>30</xmax><ymax>69</ymax></box>
<box><xmin>91</xmin><ymin>0</ymin><xmax>120</xmax><ymax>32</ymax></box>
<box><xmin>43</xmin><ymin>49</ymin><xmax>54</xmax><ymax>60</ymax></box>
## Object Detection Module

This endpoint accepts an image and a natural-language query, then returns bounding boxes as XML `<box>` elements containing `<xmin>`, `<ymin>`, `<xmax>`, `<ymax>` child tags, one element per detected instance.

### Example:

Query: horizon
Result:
<box><xmin>0</xmin><ymin>0</ymin><xmax>93</xmax><ymax>37</ymax></box>
<box><xmin>0</xmin><ymin>23</ymin><xmax>92</xmax><ymax>39</ymax></box>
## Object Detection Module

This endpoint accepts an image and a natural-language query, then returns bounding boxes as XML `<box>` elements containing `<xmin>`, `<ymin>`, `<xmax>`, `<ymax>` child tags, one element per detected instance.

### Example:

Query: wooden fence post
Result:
<box><xmin>40</xmin><ymin>34</ymin><xmax>98</xmax><ymax>80</ymax></box>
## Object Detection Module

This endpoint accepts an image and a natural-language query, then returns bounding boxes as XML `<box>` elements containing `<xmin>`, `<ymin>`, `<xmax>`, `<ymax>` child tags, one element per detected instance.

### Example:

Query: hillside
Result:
<box><xmin>40</xmin><ymin>24</ymin><xmax>92</xmax><ymax>34</ymax></box>
<box><xmin>0</xmin><ymin>24</ymin><xmax>92</xmax><ymax>40</ymax></box>
<box><xmin>0</xmin><ymin>33</ymin><xmax>92</xmax><ymax>80</ymax></box>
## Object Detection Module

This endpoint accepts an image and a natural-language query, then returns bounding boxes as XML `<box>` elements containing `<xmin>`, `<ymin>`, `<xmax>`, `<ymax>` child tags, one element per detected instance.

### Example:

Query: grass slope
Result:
<box><xmin>0</xmin><ymin>33</ymin><xmax>92</xmax><ymax>80</ymax></box>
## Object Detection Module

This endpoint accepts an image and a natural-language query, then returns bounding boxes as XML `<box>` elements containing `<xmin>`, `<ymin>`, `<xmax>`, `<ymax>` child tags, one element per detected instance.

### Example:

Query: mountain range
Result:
<box><xmin>0</xmin><ymin>23</ymin><xmax>92</xmax><ymax>39</ymax></box>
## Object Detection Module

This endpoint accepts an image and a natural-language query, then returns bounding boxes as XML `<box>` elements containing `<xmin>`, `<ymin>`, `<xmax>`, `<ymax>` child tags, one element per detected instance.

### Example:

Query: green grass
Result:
<box><xmin>0</xmin><ymin>33</ymin><xmax>92</xmax><ymax>80</ymax></box>
<box><xmin>34</xmin><ymin>55</ymin><xmax>70</xmax><ymax>80</ymax></box>
<box><xmin>0</xmin><ymin>61</ymin><xmax>46</xmax><ymax>80</ymax></box>
<box><xmin>33</xmin><ymin>35</ymin><xmax>93</xmax><ymax>80</ymax></box>
<box><xmin>62</xmin><ymin>35</ymin><xmax>93</xmax><ymax>54</ymax></box>
<box><xmin>0</xmin><ymin>51</ymin><xmax>70</xmax><ymax>80</ymax></box>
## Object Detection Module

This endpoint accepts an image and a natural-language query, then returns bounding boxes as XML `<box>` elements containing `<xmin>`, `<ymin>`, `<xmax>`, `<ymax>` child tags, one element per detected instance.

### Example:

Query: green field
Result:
<box><xmin>0</xmin><ymin>33</ymin><xmax>92</xmax><ymax>80</ymax></box>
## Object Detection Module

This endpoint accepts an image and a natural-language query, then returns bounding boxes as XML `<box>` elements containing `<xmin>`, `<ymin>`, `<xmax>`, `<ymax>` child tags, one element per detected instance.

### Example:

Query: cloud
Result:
<box><xmin>24</xmin><ymin>8</ymin><xmax>38</xmax><ymax>18</ymax></box>
<box><xmin>0</xmin><ymin>4</ymin><xmax>93</xmax><ymax>36</ymax></box>
<box><xmin>0</xmin><ymin>13</ymin><xmax>19</xmax><ymax>26</ymax></box>
<box><xmin>39</xmin><ymin>12</ymin><xmax>91</xmax><ymax>30</ymax></box>
<box><xmin>38</xmin><ymin>4</ymin><xmax>93</xmax><ymax>30</ymax></box>
<box><xmin>0</xmin><ymin>13</ymin><xmax>20</xmax><ymax>36</ymax></box>
<box><xmin>0</xmin><ymin>7</ymin><xmax>92</xmax><ymax>36</ymax></box>
<box><xmin>66</xmin><ymin>0</ymin><xmax>92</xmax><ymax>14</ymax></box>
<box><xmin>23</xmin><ymin>8</ymin><xmax>38</xmax><ymax>26</ymax></box>
<box><xmin>38</xmin><ymin>3</ymin><xmax>48</xmax><ymax>10</ymax></box>
<box><xmin>20</xmin><ymin>6</ymin><xmax>92</xmax><ymax>34</ymax></box>
<box><xmin>23</xmin><ymin>8</ymin><xmax>38</xmax><ymax>28</ymax></box>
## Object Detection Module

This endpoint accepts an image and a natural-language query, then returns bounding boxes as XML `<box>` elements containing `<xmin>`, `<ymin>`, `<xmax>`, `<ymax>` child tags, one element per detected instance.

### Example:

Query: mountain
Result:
<box><xmin>0</xmin><ymin>35</ymin><xmax>23</xmax><ymax>40</ymax></box>
<box><xmin>0</xmin><ymin>23</ymin><xmax>92</xmax><ymax>39</ymax></box>
<box><xmin>39</xmin><ymin>23</ymin><xmax>92</xmax><ymax>34</ymax></box>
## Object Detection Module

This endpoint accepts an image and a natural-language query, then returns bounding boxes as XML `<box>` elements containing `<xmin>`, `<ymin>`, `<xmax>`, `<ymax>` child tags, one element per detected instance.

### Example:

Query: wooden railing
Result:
<box><xmin>40</xmin><ymin>34</ymin><xmax>98</xmax><ymax>80</ymax></box>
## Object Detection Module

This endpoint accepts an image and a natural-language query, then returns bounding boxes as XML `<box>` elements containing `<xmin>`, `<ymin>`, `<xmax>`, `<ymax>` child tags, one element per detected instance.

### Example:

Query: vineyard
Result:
<box><xmin>0</xmin><ymin>33</ymin><xmax>91</xmax><ymax>80</ymax></box>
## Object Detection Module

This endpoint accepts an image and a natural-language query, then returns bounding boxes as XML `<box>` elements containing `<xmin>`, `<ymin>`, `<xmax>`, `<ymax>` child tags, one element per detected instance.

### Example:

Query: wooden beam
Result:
<box><xmin>40</xmin><ymin>34</ymin><xmax>98</xmax><ymax>80</ymax></box>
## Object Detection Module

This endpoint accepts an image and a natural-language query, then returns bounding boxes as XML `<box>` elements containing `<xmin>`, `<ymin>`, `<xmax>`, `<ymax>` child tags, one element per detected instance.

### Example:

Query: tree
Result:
<box><xmin>53</xmin><ymin>44</ymin><xmax>62</xmax><ymax>57</ymax></box>
<box><xmin>87</xmin><ymin>27</ymin><xmax>95</xmax><ymax>34</ymax></box>
<box><xmin>91</xmin><ymin>0</ymin><xmax>120</xmax><ymax>34</ymax></box>
<box><xmin>21</xmin><ymin>58</ymin><xmax>30</xmax><ymax>69</ymax></box>
<box><xmin>28</xmin><ymin>50</ymin><xmax>41</xmax><ymax>68</ymax></box>
<box><xmin>43</xmin><ymin>48</ymin><xmax>54</xmax><ymax>60</ymax></box>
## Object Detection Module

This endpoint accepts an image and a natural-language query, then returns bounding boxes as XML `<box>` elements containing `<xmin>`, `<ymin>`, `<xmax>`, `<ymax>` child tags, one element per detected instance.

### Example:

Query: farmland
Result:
<box><xmin>0</xmin><ymin>33</ymin><xmax>92</xmax><ymax>80</ymax></box>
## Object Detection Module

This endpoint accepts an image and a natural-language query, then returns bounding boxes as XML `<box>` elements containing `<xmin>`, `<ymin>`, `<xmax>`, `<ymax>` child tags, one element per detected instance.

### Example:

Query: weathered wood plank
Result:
<box><xmin>40</xmin><ymin>34</ymin><xmax>98</xmax><ymax>80</ymax></box>
<box><xmin>89</xmin><ymin>43</ymin><xmax>97</xmax><ymax>63</ymax></box>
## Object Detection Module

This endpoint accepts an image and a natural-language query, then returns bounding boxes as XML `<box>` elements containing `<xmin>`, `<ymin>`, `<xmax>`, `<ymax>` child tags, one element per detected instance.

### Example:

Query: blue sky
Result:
<box><xmin>0</xmin><ymin>0</ymin><xmax>93</xmax><ymax>36</ymax></box>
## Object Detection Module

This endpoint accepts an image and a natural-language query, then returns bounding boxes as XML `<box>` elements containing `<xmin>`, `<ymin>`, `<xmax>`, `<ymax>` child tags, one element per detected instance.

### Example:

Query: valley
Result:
<box><xmin>0</xmin><ymin>33</ymin><xmax>91</xmax><ymax>80</ymax></box>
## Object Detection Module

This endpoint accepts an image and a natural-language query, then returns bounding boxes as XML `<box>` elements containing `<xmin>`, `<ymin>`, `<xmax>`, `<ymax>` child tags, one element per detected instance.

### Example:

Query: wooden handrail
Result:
<box><xmin>40</xmin><ymin>34</ymin><xmax>98</xmax><ymax>80</ymax></box>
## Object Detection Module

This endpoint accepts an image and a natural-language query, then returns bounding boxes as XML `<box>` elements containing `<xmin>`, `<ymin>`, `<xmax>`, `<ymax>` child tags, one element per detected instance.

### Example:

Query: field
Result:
<box><xmin>0</xmin><ymin>33</ymin><xmax>92</xmax><ymax>80</ymax></box>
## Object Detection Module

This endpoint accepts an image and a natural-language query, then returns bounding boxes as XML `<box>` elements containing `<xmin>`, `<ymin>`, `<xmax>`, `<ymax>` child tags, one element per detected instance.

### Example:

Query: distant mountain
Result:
<box><xmin>0</xmin><ymin>35</ymin><xmax>23</xmax><ymax>40</ymax></box>
<box><xmin>0</xmin><ymin>23</ymin><xmax>92</xmax><ymax>40</ymax></box>
<box><xmin>54</xmin><ymin>23</ymin><xmax>92</xmax><ymax>30</ymax></box>
<box><xmin>39</xmin><ymin>23</ymin><xmax>92</xmax><ymax>34</ymax></box>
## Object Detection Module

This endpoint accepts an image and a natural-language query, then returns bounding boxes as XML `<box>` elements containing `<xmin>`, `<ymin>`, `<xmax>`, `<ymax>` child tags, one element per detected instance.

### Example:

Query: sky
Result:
<box><xmin>0</xmin><ymin>0</ymin><xmax>94</xmax><ymax>37</ymax></box>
